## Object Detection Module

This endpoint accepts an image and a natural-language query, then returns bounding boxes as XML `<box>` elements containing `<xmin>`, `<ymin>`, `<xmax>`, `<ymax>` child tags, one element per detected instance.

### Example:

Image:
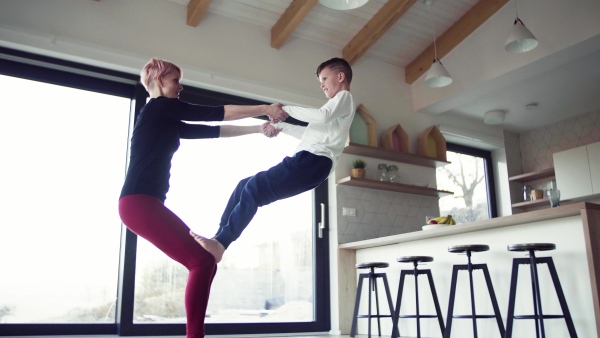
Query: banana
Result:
<box><xmin>447</xmin><ymin>215</ymin><xmax>456</xmax><ymax>225</ymax></box>
<box><xmin>431</xmin><ymin>215</ymin><xmax>456</xmax><ymax>225</ymax></box>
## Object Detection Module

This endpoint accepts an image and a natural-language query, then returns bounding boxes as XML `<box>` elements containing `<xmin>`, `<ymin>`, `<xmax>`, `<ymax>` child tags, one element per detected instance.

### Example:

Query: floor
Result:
<box><xmin>8</xmin><ymin>332</ymin><xmax>448</xmax><ymax>338</ymax></box>
<box><xmin>5</xmin><ymin>336</ymin><xmax>360</xmax><ymax>338</ymax></box>
<box><xmin>7</xmin><ymin>335</ymin><xmax>444</xmax><ymax>338</ymax></box>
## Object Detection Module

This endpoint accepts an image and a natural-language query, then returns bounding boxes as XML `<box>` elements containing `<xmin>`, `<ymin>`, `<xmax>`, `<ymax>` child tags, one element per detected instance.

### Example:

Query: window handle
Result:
<box><xmin>318</xmin><ymin>203</ymin><xmax>326</xmax><ymax>238</ymax></box>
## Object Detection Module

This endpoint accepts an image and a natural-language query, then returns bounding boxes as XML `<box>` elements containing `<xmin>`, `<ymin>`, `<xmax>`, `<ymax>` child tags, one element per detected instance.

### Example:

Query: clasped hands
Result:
<box><xmin>260</xmin><ymin>121</ymin><xmax>282</xmax><ymax>138</ymax></box>
<box><xmin>267</xmin><ymin>102</ymin><xmax>287</xmax><ymax>124</ymax></box>
<box><xmin>261</xmin><ymin>102</ymin><xmax>285</xmax><ymax>138</ymax></box>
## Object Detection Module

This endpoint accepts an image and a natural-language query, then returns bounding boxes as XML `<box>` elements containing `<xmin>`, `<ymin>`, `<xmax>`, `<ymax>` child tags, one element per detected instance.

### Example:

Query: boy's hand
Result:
<box><xmin>267</xmin><ymin>103</ymin><xmax>288</xmax><ymax>123</ymax></box>
<box><xmin>260</xmin><ymin>121</ymin><xmax>282</xmax><ymax>138</ymax></box>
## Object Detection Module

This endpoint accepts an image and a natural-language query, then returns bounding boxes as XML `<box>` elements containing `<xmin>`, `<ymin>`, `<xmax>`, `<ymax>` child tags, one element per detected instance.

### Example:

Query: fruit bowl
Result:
<box><xmin>424</xmin><ymin>215</ymin><xmax>456</xmax><ymax>228</ymax></box>
<box><xmin>422</xmin><ymin>223</ymin><xmax>451</xmax><ymax>230</ymax></box>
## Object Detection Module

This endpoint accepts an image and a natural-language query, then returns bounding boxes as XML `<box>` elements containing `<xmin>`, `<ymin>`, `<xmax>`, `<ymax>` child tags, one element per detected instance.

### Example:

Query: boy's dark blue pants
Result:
<box><xmin>214</xmin><ymin>151</ymin><xmax>332</xmax><ymax>248</ymax></box>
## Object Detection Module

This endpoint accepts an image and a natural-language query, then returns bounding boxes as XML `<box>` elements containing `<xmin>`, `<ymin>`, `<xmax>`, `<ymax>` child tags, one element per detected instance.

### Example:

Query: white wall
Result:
<box><xmin>492</xmin><ymin>147</ymin><xmax>512</xmax><ymax>217</ymax></box>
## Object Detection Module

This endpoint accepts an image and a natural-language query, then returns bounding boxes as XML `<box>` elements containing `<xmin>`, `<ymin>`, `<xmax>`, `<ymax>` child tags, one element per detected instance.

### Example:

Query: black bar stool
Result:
<box><xmin>350</xmin><ymin>262</ymin><xmax>396</xmax><ymax>338</ymax></box>
<box><xmin>445</xmin><ymin>244</ymin><xmax>504</xmax><ymax>338</ymax></box>
<box><xmin>505</xmin><ymin>243</ymin><xmax>578</xmax><ymax>338</ymax></box>
<box><xmin>391</xmin><ymin>256</ymin><xmax>445</xmax><ymax>338</ymax></box>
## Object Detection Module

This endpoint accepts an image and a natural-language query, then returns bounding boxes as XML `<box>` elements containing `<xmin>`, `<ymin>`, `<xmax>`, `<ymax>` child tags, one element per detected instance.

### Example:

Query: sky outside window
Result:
<box><xmin>0</xmin><ymin>75</ymin><xmax>130</xmax><ymax>323</ymax></box>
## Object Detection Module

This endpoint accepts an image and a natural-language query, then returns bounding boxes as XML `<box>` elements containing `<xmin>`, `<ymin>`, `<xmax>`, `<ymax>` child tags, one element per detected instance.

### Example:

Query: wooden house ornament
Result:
<box><xmin>349</xmin><ymin>104</ymin><xmax>378</xmax><ymax>147</ymax></box>
<box><xmin>381</xmin><ymin>123</ymin><xmax>409</xmax><ymax>153</ymax></box>
<box><xmin>417</xmin><ymin>125</ymin><xmax>447</xmax><ymax>161</ymax></box>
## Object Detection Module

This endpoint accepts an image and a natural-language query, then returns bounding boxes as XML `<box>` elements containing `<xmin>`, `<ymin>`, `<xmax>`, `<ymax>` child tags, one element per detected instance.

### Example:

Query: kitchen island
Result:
<box><xmin>337</xmin><ymin>202</ymin><xmax>600</xmax><ymax>337</ymax></box>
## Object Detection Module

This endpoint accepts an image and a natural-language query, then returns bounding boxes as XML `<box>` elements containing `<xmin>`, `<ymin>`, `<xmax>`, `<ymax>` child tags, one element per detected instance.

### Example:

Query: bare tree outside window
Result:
<box><xmin>436</xmin><ymin>147</ymin><xmax>493</xmax><ymax>224</ymax></box>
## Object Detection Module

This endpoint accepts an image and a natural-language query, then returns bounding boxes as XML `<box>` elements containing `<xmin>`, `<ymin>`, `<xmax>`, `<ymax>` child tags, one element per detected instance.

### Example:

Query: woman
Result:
<box><xmin>118</xmin><ymin>58</ymin><xmax>287</xmax><ymax>338</ymax></box>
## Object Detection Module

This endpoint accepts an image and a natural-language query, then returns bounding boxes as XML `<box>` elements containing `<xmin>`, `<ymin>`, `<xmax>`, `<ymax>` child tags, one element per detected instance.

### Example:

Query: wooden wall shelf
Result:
<box><xmin>512</xmin><ymin>198</ymin><xmax>550</xmax><ymax>209</ymax></box>
<box><xmin>510</xmin><ymin>167</ymin><xmax>556</xmax><ymax>211</ymax></box>
<box><xmin>509</xmin><ymin>167</ymin><xmax>555</xmax><ymax>182</ymax></box>
<box><xmin>336</xmin><ymin>176</ymin><xmax>454</xmax><ymax>198</ymax></box>
<box><xmin>343</xmin><ymin>143</ymin><xmax>450</xmax><ymax>168</ymax></box>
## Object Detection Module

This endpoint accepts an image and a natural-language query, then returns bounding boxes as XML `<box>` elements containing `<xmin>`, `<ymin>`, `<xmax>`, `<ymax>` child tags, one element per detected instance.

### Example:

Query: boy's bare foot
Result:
<box><xmin>189</xmin><ymin>230</ymin><xmax>225</xmax><ymax>263</ymax></box>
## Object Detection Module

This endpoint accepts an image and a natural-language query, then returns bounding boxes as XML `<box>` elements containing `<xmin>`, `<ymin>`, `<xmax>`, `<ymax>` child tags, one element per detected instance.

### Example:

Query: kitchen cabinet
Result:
<box><xmin>553</xmin><ymin>141</ymin><xmax>600</xmax><ymax>201</ymax></box>
<box><xmin>588</xmin><ymin>141</ymin><xmax>600</xmax><ymax>194</ymax></box>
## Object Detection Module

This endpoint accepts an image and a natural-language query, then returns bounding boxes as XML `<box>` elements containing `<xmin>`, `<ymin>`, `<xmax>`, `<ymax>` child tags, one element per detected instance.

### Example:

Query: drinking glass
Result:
<box><xmin>548</xmin><ymin>189</ymin><xmax>560</xmax><ymax>208</ymax></box>
<box><xmin>377</xmin><ymin>163</ymin><xmax>388</xmax><ymax>181</ymax></box>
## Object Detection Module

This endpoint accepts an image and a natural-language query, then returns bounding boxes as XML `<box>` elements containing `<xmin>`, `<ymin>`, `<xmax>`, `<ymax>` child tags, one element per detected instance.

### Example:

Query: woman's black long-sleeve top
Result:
<box><xmin>120</xmin><ymin>96</ymin><xmax>225</xmax><ymax>202</ymax></box>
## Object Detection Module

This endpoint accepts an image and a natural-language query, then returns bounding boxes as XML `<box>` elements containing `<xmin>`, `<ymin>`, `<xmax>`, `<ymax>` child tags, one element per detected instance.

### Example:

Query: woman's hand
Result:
<box><xmin>266</xmin><ymin>103</ymin><xmax>288</xmax><ymax>123</ymax></box>
<box><xmin>260</xmin><ymin>121</ymin><xmax>281</xmax><ymax>138</ymax></box>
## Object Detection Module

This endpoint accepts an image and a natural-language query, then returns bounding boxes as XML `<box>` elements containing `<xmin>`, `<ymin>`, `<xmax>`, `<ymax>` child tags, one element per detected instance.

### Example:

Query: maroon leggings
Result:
<box><xmin>118</xmin><ymin>194</ymin><xmax>217</xmax><ymax>338</ymax></box>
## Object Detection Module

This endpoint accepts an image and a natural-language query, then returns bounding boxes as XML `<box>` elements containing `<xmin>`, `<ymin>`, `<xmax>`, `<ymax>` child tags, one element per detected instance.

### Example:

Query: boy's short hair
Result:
<box><xmin>140</xmin><ymin>58</ymin><xmax>182</xmax><ymax>91</ymax></box>
<box><xmin>316</xmin><ymin>57</ymin><xmax>353</xmax><ymax>85</ymax></box>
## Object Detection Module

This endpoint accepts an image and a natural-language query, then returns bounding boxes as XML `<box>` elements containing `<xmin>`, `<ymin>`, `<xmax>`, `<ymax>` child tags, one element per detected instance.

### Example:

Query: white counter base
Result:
<box><xmin>338</xmin><ymin>203</ymin><xmax>600</xmax><ymax>337</ymax></box>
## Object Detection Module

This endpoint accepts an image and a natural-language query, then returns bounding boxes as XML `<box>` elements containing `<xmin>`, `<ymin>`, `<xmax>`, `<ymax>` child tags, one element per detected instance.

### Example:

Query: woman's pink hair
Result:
<box><xmin>140</xmin><ymin>58</ymin><xmax>182</xmax><ymax>91</ymax></box>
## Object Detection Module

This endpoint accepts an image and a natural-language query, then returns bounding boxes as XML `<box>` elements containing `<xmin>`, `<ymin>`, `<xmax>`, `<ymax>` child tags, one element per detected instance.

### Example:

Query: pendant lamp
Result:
<box><xmin>483</xmin><ymin>110</ymin><xmax>506</xmax><ymax>125</ymax></box>
<box><xmin>505</xmin><ymin>0</ymin><xmax>538</xmax><ymax>53</ymax></box>
<box><xmin>319</xmin><ymin>0</ymin><xmax>369</xmax><ymax>10</ymax></box>
<box><xmin>424</xmin><ymin>28</ymin><xmax>452</xmax><ymax>88</ymax></box>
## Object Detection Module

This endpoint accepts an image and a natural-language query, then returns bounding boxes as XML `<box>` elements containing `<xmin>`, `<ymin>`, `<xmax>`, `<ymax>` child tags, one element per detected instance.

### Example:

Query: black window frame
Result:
<box><xmin>444</xmin><ymin>142</ymin><xmax>498</xmax><ymax>219</ymax></box>
<box><xmin>0</xmin><ymin>47</ymin><xmax>330</xmax><ymax>336</ymax></box>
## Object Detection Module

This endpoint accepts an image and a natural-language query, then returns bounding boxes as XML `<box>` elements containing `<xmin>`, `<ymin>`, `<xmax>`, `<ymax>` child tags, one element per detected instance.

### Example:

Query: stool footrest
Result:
<box><xmin>399</xmin><ymin>314</ymin><xmax>441</xmax><ymax>319</ymax></box>
<box><xmin>357</xmin><ymin>314</ymin><xmax>393</xmax><ymax>319</ymax></box>
<box><xmin>453</xmin><ymin>314</ymin><xmax>499</xmax><ymax>319</ymax></box>
<box><xmin>514</xmin><ymin>314</ymin><xmax>565</xmax><ymax>320</ymax></box>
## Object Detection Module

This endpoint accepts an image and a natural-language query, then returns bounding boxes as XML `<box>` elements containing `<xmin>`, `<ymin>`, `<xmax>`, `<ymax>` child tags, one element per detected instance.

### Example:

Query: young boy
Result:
<box><xmin>191</xmin><ymin>57</ymin><xmax>356</xmax><ymax>263</ymax></box>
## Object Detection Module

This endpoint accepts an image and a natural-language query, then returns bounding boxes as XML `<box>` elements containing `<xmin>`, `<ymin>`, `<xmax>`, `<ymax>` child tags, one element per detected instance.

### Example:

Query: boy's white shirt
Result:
<box><xmin>274</xmin><ymin>90</ymin><xmax>356</xmax><ymax>172</ymax></box>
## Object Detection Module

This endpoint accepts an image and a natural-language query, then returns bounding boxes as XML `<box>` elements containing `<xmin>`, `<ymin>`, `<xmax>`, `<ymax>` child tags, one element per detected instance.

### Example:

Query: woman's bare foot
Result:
<box><xmin>189</xmin><ymin>230</ymin><xmax>225</xmax><ymax>263</ymax></box>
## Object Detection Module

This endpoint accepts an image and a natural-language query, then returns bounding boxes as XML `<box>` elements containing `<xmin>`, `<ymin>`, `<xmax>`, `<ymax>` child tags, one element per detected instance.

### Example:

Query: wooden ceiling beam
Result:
<box><xmin>187</xmin><ymin>0</ymin><xmax>212</xmax><ymax>27</ymax></box>
<box><xmin>405</xmin><ymin>0</ymin><xmax>510</xmax><ymax>84</ymax></box>
<box><xmin>343</xmin><ymin>0</ymin><xmax>417</xmax><ymax>65</ymax></box>
<box><xmin>271</xmin><ymin>0</ymin><xmax>319</xmax><ymax>49</ymax></box>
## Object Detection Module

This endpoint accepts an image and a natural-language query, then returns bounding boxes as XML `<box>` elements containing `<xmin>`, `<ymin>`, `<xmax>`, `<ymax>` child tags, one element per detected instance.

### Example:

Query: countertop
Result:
<box><xmin>339</xmin><ymin>202</ymin><xmax>600</xmax><ymax>250</ymax></box>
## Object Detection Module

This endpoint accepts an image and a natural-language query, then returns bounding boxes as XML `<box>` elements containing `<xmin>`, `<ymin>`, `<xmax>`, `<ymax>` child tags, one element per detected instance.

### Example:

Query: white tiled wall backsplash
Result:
<box><xmin>336</xmin><ymin>185</ymin><xmax>440</xmax><ymax>244</ymax></box>
<box><xmin>519</xmin><ymin>109</ymin><xmax>600</xmax><ymax>173</ymax></box>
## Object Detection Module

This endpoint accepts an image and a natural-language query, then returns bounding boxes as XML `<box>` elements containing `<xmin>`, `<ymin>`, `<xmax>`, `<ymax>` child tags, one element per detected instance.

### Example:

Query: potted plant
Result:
<box><xmin>351</xmin><ymin>159</ymin><xmax>367</xmax><ymax>178</ymax></box>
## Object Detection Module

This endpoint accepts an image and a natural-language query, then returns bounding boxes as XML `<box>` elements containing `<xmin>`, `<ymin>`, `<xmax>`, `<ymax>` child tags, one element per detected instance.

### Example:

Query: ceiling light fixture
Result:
<box><xmin>319</xmin><ymin>0</ymin><xmax>369</xmax><ymax>11</ymax></box>
<box><xmin>424</xmin><ymin>27</ymin><xmax>452</xmax><ymax>88</ymax></box>
<box><xmin>525</xmin><ymin>102</ymin><xmax>539</xmax><ymax>110</ymax></box>
<box><xmin>505</xmin><ymin>0</ymin><xmax>538</xmax><ymax>53</ymax></box>
<box><xmin>484</xmin><ymin>110</ymin><xmax>506</xmax><ymax>125</ymax></box>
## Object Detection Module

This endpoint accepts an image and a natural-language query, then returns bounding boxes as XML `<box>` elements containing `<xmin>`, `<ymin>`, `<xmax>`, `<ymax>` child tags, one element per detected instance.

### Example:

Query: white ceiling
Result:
<box><xmin>169</xmin><ymin>0</ymin><xmax>479</xmax><ymax>68</ymax></box>
<box><xmin>446</xmin><ymin>35</ymin><xmax>600</xmax><ymax>132</ymax></box>
<box><xmin>166</xmin><ymin>0</ymin><xmax>600</xmax><ymax>132</ymax></box>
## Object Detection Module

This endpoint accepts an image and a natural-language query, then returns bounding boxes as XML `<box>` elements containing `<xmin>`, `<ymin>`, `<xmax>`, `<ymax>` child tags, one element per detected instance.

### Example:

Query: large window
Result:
<box><xmin>0</xmin><ymin>48</ymin><xmax>330</xmax><ymax>336</ymax></box>
<box><xmin>436</xmin><ymin>143</ymin><xmax>497</xmax><ymax>223</ymax></box>
<box><xmin>133</xmin><ymin>119</ymin><xmax>316</xmax><ymax>324</ymax></box>
<box><xmin>0</xmin><ymin>74</ymin><xmax>130</xmax><ymax>324</ymax></box>
<box><xmin>121</xmin><ymin>88</ymin><xmax>330</xmax><ymax>336</ymax></box>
